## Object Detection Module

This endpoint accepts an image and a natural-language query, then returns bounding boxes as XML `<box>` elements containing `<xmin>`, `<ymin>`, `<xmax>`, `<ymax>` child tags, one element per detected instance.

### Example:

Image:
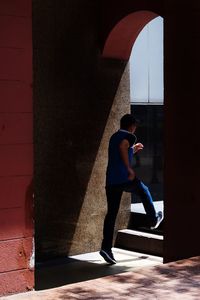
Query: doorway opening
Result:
<box><xmin>103</xmin><ymin>12</ymin><xmax>164</xmax><ymax>258</ymax></box>
<box><xmin>130</xmin><ymin>16</ymin><xmax>164</xmax><ymax>229</ymax></box>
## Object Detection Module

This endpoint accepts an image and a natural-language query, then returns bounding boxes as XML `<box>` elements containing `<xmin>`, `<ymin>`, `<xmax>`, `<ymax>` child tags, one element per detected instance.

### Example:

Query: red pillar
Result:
<box><xmin>0</xmin><ymin>0</ymin><xmax>34</xmax><ymax>295</ymax></box>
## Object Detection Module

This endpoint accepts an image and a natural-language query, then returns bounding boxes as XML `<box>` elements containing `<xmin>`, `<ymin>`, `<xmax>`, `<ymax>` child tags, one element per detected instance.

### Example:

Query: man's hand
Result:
<box><xmin>133</xmin><ymin>143</ymin><xmax>144</xmax><ymax>153</ymax></box>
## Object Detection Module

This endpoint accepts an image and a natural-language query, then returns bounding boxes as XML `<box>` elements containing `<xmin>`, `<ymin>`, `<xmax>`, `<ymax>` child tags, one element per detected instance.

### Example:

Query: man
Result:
<box><xmin>100</xmin><ymin>114</ymin><xmax>163</xmax><ymax>264</ymax></box>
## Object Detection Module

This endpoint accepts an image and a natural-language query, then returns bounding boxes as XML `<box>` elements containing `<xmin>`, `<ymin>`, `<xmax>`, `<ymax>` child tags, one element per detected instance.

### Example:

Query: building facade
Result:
<box><xmin>0</xmin><ymin>0</ymin><xmax>200</xmax><ymax>296</ymax></box>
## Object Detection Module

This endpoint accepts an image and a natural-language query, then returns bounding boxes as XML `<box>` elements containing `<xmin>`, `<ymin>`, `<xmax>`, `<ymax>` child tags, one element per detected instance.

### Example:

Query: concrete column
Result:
<box><xmin>69</xmin><ymin>63</ymin><xmax>131</xmax><ymax>254</ymax></box>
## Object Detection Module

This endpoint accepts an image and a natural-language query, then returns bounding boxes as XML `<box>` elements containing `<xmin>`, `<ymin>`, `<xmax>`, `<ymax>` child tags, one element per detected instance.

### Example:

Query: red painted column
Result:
<box><xmin>0</xmin><ymin>0</ymin><xmax>34</xmax><ymax>296</ymax></box>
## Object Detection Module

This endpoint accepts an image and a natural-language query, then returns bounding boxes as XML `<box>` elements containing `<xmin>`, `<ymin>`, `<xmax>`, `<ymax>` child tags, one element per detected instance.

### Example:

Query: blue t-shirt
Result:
<box><xmin>106</xmin><ymin>130</ymin><xmax>136</xmax><ymax>186</ymax></box>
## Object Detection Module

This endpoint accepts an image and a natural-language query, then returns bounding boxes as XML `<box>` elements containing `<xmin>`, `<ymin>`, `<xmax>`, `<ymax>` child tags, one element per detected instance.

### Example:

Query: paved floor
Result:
<box><xmin>1</xmin><ymin>249</ymin><xmax>200</xmax><ymax>300</ymax></box>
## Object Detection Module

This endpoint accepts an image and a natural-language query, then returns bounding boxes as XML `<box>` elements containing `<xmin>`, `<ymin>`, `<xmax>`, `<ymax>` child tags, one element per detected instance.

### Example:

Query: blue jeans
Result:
<box><xmin>101</xmin><ymin>177</ymin><xmax>157</xmax><ymax>251</ymax></box>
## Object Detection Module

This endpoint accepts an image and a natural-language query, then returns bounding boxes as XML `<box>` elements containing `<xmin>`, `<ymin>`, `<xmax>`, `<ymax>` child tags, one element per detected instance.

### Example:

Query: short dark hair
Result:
<box><xmin>120</xmin><ymin>114</ymin><xmax>138</xmax><ymax>130</ymax></box>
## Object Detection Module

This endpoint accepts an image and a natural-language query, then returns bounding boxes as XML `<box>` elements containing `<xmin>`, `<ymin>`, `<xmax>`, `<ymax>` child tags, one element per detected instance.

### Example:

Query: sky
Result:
<box><xmin>130</xmin><ymin>16</ymin><xmax>164</xmax><ymax>104</ymax></box>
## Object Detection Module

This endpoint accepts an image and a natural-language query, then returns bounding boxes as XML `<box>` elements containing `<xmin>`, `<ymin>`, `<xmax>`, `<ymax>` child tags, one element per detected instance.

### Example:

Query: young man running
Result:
<box><xmin>100</xmin><ymin>114</ymin><xmax>163</xmax><ymax>264</ymax></box>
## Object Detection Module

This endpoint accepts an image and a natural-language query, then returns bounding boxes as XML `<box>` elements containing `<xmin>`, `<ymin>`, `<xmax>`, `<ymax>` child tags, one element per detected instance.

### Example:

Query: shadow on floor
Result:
<box><xmin>35</xmin><ymin>255</ymin><xmax>146</xmax><ymax>290</ymax></box>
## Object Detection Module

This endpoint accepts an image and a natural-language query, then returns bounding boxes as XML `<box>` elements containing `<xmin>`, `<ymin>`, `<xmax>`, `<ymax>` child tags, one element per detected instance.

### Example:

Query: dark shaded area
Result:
<box><xmin>35</xmin><ymin>255</ymin><xmax>145</xmax><ymax>290</ymax></box>
<box><xmin>163</xmin><ymin>1</ymin><xmax>200</xmax><ymax>262</ymax></box>
<box><xmin>131</xmin><ymin>105</ymin><xmax>164</xmax><ymax>203</ymax></box>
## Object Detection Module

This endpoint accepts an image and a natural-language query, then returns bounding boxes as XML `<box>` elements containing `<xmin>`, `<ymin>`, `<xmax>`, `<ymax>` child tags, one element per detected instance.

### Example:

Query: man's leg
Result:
<box><xmin>101</xmin><ymin>186</ymin><xmax>122</xmax><ymax>252</ymax></box>
<box><xmin>123</xmin><ymin>178</ymin><xmax>157</xmax><ymax>225</ymax></box>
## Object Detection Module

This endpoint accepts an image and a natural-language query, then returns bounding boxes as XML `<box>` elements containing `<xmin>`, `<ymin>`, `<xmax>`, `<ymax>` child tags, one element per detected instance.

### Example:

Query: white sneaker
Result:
<box><xmin>150</xmin><ymin>211</ymin><xmax>163</xmax><ymax>230</ymax></box>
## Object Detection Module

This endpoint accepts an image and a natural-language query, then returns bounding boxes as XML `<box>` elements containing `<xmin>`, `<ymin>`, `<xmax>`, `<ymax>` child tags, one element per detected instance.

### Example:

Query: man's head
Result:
<box><xmin>120</xmin><ymin>114</ymin><xmax>138</xmax><ymax>133</ymax></box>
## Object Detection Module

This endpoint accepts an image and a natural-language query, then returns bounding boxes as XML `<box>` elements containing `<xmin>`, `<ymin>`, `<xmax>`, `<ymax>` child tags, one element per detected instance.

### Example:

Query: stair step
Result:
<box><xmin>115</xmin><ymin>229</ymin><xmax>163</xmax><ymax>256</ymax></box>
<box><xmin>131</xmin><ymin>201</ymin><xmax>164</xmax><ymax>214</ymax></box>
<box><xmin>128</xmin><ymin>212</ymin><xmax>164</xmax><ymax>234</ymax></box>
<box><xmin>129</xmin><ymin>201</ymin><xmax>164</xmax><ymax>234</ymax></box>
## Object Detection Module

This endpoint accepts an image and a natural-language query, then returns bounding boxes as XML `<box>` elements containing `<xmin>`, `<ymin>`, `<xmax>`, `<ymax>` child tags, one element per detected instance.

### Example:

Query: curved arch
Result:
<box><xmin>103</xmin><ymin>10</ymin><xmax>159</xmax><ymax>60</ymax></box>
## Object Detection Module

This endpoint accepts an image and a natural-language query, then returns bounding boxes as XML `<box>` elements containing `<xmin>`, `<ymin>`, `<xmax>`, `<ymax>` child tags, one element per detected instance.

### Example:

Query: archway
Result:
<box><xmin>103</xmin><ymin>11</ymin><xmax>159</xmax><ymax>60</ymax></box>
<box><xmin>102</xmin><ymin>10</ymin><xmax>164</xmax><ymax>258</ymax></box>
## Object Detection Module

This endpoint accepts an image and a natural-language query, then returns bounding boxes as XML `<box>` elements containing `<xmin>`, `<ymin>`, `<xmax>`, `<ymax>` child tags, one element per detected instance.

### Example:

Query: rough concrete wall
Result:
<box><xmin>69</xmin><ymin>64</ymin><xmax>131</xmax><ymax>255</ymax></box>
<box><xmin>33</xmin><ymin>0</ymin><xmax>130</xmax><ymax>260</ymax></box>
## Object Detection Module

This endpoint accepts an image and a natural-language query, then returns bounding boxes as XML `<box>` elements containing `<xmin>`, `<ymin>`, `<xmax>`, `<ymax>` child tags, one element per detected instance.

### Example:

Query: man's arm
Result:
<box><xmin>119</xmin><ymin>139</ymin><xmax>135</xmax><ymax>180</ymax></box>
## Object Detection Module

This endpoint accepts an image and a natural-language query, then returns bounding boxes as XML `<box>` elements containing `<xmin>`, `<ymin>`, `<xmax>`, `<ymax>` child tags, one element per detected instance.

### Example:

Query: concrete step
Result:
<box><xmin>128</xmin><ymin>212</ymin><xmax>164</xmax><ymax>235</ymax></box>
<box><xmin>115</xmin><ymin>229</ymin><xmax>163</xmax><ymax>256</ymax></box>
<box><xmin>131</xmin><ymin>201</ymin><xmax>164</xmax><ymax>214</ymax></box>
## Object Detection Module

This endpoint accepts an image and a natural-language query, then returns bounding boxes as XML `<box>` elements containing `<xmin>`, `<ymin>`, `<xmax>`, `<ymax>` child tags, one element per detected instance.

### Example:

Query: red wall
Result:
<box><xmin>0</xmin><ymin>0</ymin><xmax>34</xmax><ymax>295</ymax></box>
<box><xmin>103</xmin><ymin>11</ymin><xmax>158</xmax><ymax>60</ymax></box>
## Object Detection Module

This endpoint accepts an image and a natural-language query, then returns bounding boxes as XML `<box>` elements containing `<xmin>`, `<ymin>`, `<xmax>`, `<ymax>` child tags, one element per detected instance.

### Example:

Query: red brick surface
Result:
<box><xmin>0</xmin><ymin>113</ymin><xmax>33</xmax><ymax>144</ymax></box>
<box><xmin>53</xmin><ymin>258</ymin><xmax>200</xmax><ymax>300</ymax></box>
<box><xmin>0</xmin><ymin>0</ymin><xmax>33</xmax><ymax>296</ymax></box>
<box><xmin>0</xmin><ymin>81</ymin><xmax>32</xmax><ymax>113</ymax></box>
<box><xmin>0</xmin><ymin>176</ymin><xmax>32</xmax><ymax>209</ymax></box>
<box><xmin>0</xmin><ymin>48</ymin><xmax>32</xmax><ymax>82</ymax></box>
<box><xmin>0</xmin><ymin>16</ymin><xmax>32</xmax><ymax>48</ymax></box>
<box><xmin>0</xmin><ymin>238</ymin><xmax>33</xmax><ymax>273</ymax></box>
<box><xmin>0</xmin><ymin>269</ymin><xmax>34</xmax><ymax>296</ymax></box>
<box><xmin>0</xmin><ymin>145</ymin><xmax>33</xmax><ymax>176</ymax></box>
<box><xmin>0</xmin><ymin>0</ymin><xmax>31</xmax><ymax>17</ymax></box>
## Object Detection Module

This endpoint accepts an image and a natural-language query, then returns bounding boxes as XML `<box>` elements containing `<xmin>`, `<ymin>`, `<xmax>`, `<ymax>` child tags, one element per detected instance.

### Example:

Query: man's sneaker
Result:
<box><xmin>150</xmin><ymin>211</ymin><xmax>163</xmax><ymax>230</ymax></box>
<box><xmin>99</xmin><ymin>249</ymin><xmax>116</xmax><ymax>264</ymax></box>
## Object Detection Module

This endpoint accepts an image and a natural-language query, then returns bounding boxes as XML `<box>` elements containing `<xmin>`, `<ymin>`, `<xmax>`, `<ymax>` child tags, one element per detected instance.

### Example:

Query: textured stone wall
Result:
<box><xmin>69</xmin><ymin>64</ymin><xmax>131</xmax><ymax>255</ymax></box>
<box><xmin>33</xmin><ymin>0</ymin><xmax>130</xmax><ymax>260</ymax></box>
